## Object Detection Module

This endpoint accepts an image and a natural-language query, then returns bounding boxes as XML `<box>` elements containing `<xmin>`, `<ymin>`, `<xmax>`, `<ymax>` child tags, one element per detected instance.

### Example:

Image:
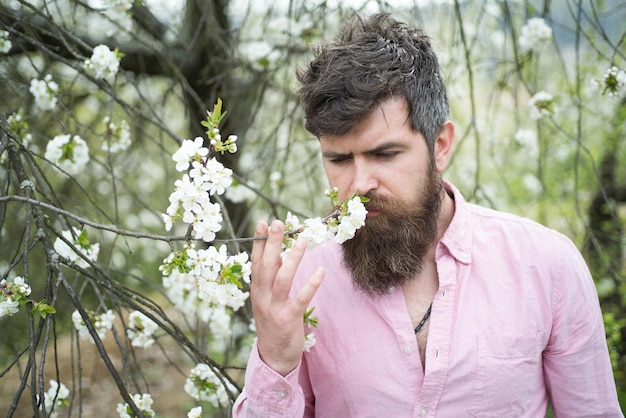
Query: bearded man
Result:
<box><xmin>233</xmin><ymin>13</ymin><xmax>622</xmax><ymax>418</ymax></box>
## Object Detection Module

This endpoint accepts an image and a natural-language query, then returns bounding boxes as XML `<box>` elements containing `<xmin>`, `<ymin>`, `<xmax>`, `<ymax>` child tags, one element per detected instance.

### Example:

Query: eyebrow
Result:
<box><xmin>322</xmin><ymin>141</ymin><xmax>408</xmax><ymax>159</ymax></box>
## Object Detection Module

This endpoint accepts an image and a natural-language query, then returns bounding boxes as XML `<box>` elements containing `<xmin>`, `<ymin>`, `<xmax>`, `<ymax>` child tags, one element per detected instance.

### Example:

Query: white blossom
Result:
<box><xmin>29</xmin><ymin>75</ymin><xmax>58</xmax><ymax>111</ymax></box>
<box><xmin>184</xmin><ymin>363</ymin><xmax>234</xmax><ymax>408</ymax></box>
<box><xmin>528</xmin><ymin>91</ymin><xmax>557</xmax><ymax>120</ymax></box>
<box><xmin>116</xmin><ymin>393</ymin><xmax>155</xmax><ymax>418</ymax></box>
<box><xmin>190</xmin><ymin>158</ymin><xmax>233</xmax><ymax>196</ymax></box>
<box><xmin>126</xmin><ymin>310</ymin><xmax>158</xmax><ymax>348</ymax></box>
<box><xmin>0</xmin><ymin>30</ymin><xmax>12</xmax><ymax>54</ymax></box>
<box><xmin>188</xmin><ymin>406</ymin><xmax>203</xmax><ymax>418</ymax></box>
<box><xmin>7</xmin><ymin>111</ymin><xmax>33</xmax><ymax>147</ymax></box>
<box><xmin>161</xmin><ymin>244</ymin><xmax>250</xmax><ymax>318</ymax></box>
<box><xmin>197</xmin><ymin>281</ymin><xmax>249</xmax><ymax>311</ymax></box>
<box><xmin>191</xmin><ymin>201</ymin><xmax>223</xmax><ymax>242</ymax></box>
<box><xmin>0</xmin><ymin>298</ymin><xmax>19</xmax><ymax>318</ymax></box>
<box><xmin>589</xmin><ymin>66</ymin><xmax>626</xmax><ymax>98</ymax></box>
<box><xmin>172</xmin><ymin>137</ymin><xmax>209</xmax><ymax>172</ymax></box>
<box><xmin>84</xmin><ymin>44</ymin><xmax>121</xmax><ymax>80</ymax></box>
<box><xmin>518</xmin><ymin>17</ymin><xmax>552</xmax><ymax>52</ymax></box>
<box><xmin>72</xmin><ymin>309</ymin><xmax>115</xmax><ymax>343</ymax></box>
<box><xmin>304</xmin><ymin>332</ymin><xmax>316</xmax><ymax>352</ymax></box>
<box><xmin>39</xmin><ymin>380</ymin><xmax>70</xmax><ymax>418</ymax></box>
<box><xmin>12</xmin><ymin>276</ymin><xmax>32</xmax><ymax>297</ymax></box>
<box><xmin>53</xmin><ymin>227</ymin><xmax>99</xmax><ymax>268</ymax></box>
<box><xmin>162</xmin><ymin>268</ymin><xmax>199</xmax><ymax>315</ymax></box>
<box><xmin>204</xmin><ymin>305</ymin><xmax>232</xmax><ymax>341</ymax></box>
<box><xmin>102</xmin><ymin>118</ymin><xmax>132</xmax><ymax>153</ymax></box>
<box><xmin>299</xmin><ymin>217</ymin><xmax>333</xmax><ymax>248</ymax></box>
<box><xmin>333</xmin><ymin>196</ymin><xmax>368</xmax><ymax>244</ymax></box>
<box><xmin>45</xmin><ymin>134</ymin><xmax>90</xmax><ymax>175</ymax></box>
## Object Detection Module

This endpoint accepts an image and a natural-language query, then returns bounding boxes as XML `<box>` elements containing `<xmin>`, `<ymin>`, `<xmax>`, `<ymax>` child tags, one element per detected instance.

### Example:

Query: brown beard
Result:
<box><xmin>341</xmin><ymin>164</ymin><xmax>443</xmax><ymax>296</ymax></box>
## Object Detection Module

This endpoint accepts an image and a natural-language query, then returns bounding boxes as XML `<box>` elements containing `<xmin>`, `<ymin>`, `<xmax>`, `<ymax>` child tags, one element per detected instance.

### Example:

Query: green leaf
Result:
<box><xmin>32</xmin><ymin>300</ymin><xmax>57</xmax><ymax>319</ymax></box>
<box><xmin>76</xmin><ymin>229</ymin><xmax>91</xmax><ymax>248</ymax></box>
<box><xmin>303</xmin><ymin>306</ymin><xmax>318</xmax><ymax>327</ymax></box>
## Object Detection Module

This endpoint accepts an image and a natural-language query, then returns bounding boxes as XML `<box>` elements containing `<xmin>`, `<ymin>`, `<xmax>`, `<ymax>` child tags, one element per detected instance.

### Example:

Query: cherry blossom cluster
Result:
<box><xmin>0</xmin><ymin>30</ymin><xmax>11</xmax><ymax>53</ymax></box>
<box><xmin>7</xmin><ymin>110</ymin><xmax>33</xmax><ymax>147</ymax></box>
<box><xmin>161</xmin><ymin>261</ymin><xmax>237</xmax><ymax>342</ymax></box>
<box><xmin>29</xmin><ymin>74</ymin><xmax>59</xmax><ymax>111</ymax></box>
<box><xmin>117</xmin><ymin>393</ymin><xmax>155</xmax><ymax>418</ymax></box>
<box><xmin>38</xmin><ymin>379</ymin><xmax>70</xmax><ymax>418</ymax></box>
<box><xmin>72</xmin><ymin>309</ymin><xmax>115</xmax><ymax>343</ymax></box>
<box><xmin>126</xmin><ymin>310</ymin><xmax>159</xmax><ymax>348</ymax></box>
<box><xmin>518</xmin><ymin>17</ymin><xmax>552</xmax><ymax>52</ymax></box>
<box><xmin>1</xmin><ymin>110</ymin><xmax>33</xmax><ymax>165</ymax></box>
<box><xmin>590</xmin><ymin>66</ymin><xmax>626</xmax><ymax>98</ymax></box>
<box><xmin>53</xmin><ymin>227</ymin><xmax>100</xmax><ymax>268</ymax></box>
<box><xmin>159</xmin><ymin>243</ymin><xmax>251</xmax><ymax>315</ymax></box>
<box><xmin>44</xmin><ymin>134</ymin><xmax>90</xmax><ymax>175</ymax></box>
<box><xmin>163</xmin><ymin>134</ymin><xmax>233</xmax><ymax>241</ymax></box>
<box><xmin>0</xmin><ymin>276</ymin><xmax>32</xmax><ymax>319</ymax></box>
<box><xmin>528</xmin><ymin>91</ymin><xmax>558</xmax><ymax>120</ymax></box>
<box><xmin>84</xmin><ymin>44</ymin><xmax>122</xmax><ymax>81</ymax></box>
<box><xmin>102</xmin><ymin>117</ymin><xmax>132</xmax><ymax>153</ymax></box>
<box><xmin>184</xmin><ymin>363</ymin><xmax>235</xmax><ymax>409</ymax></box>
<box><xmin>282</xmin><ymin>188</ymin><xmax>368</xmax><ymax>252</ymax></box>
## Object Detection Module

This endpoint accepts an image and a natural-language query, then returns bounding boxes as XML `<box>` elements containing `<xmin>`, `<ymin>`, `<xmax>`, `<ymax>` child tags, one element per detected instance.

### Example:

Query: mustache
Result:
<box><xmin>363</xmin><ymin>194</ymin><xmax>392</xmax><ymax>212</ymax></box>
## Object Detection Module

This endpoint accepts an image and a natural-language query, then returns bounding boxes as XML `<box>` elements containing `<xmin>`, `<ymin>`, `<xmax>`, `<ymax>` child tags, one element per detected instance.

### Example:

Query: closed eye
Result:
<box><xmin>327</xmin><ymin>155</ymin><xmax>352</xmax><ymax>164</ymax></box>
<box><xmin>375</xmin><ymin>151</ymin><xmax>399</xmax><ymax>160</ymax></box>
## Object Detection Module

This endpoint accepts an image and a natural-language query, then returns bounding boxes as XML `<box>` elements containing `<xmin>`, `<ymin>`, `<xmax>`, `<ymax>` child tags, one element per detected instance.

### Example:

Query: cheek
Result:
<box><xmin>323</xmin><ymin>166</ymin><xmax>349</xmax><ymax>190</ymax></box>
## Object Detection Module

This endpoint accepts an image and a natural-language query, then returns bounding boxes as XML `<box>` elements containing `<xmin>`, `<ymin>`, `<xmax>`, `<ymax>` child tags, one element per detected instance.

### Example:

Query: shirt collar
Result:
<box><xmin>439</xmin><ymin>179</ymin><xmax>473</xmax><ymax>264</ymax></box>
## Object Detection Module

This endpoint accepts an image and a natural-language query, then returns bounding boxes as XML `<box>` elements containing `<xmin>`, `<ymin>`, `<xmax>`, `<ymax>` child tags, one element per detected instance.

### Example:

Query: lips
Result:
<box><xmin>364</xmin><ymin>202</ymin><xmax>383</xmax><ymax>217</ymax></box>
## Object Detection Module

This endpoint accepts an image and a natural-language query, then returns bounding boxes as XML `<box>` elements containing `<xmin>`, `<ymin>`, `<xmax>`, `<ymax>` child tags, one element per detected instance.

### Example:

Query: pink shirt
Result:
<box><xmin>233</xmin><ymin>181</ymin><xmax>622</xmax><ymax>417</ymax></box>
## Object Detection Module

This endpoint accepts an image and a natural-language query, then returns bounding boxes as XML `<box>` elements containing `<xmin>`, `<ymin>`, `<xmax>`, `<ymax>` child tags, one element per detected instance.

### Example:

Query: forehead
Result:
<box><xmin>319</xmin><ymin>97</ymin><xmax>419</xmax><ymax>152</ymax></box>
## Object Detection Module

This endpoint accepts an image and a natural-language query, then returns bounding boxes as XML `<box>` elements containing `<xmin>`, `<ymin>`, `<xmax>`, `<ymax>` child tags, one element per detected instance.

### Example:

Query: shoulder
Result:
<box><xmin>444</xmin><ymin>180</ymin><xmax>573</xmax><ymax>257</ymax></box>
<box><xmin>468</xmin><ymin>202</ymin><xmax>568</xmax><ymax>244</ymax></box>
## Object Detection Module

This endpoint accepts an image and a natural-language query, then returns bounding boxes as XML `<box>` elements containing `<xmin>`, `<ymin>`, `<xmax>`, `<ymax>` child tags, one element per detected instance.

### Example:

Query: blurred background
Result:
<box><xmin>1</xmin><ymin>0</ymin><xmax>624</xmax><ymax>416</ymax></box>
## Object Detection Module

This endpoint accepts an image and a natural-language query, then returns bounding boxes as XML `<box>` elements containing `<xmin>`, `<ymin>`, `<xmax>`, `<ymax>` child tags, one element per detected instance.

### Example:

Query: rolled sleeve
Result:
<box><xmin>232</xmin><ymin>343</ymin><xmax>305</xmax><ymax>418</ymax></box>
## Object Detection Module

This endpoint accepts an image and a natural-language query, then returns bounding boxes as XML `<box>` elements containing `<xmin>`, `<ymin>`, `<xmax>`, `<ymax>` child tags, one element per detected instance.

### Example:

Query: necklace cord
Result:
<box><xmin>414</xmin><ymin>303</ymin><xmax>432</xmax><ymax>334</ymax></box>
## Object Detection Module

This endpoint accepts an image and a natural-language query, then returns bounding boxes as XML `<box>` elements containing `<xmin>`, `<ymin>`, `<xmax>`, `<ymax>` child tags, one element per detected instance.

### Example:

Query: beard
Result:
<box><xmin>341</xmin><ymin>164</ymin><xmax>443</xmax><ymax>296</ymax></box>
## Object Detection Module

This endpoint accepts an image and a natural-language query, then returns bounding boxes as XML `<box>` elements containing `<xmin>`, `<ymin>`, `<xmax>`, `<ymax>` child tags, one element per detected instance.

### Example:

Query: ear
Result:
<box><xmin>434</xmin><ymin>121</ymin><xmax>455</xmax><ymax>173</ymax></box>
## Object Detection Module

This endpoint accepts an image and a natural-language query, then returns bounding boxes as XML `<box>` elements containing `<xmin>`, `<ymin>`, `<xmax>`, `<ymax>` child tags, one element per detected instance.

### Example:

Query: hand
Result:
<box><xmin>250</xmin><ymin>220</ymin><xmax>325</xmax><ymax>376</ymax></box>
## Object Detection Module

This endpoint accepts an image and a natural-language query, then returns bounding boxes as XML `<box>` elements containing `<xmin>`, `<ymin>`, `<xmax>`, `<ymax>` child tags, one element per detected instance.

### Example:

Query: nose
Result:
<box><xmin>351</xmin><ymin>158</ymin><xmax>378</xmax><ymax>197</ymax></box>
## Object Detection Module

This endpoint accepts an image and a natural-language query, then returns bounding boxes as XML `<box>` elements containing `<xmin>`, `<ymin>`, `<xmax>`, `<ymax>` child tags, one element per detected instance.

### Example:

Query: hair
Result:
<box><xmin>297</xmin><ymin>13</ymin><xmax>449</xmax><ymax>154</ymax></box>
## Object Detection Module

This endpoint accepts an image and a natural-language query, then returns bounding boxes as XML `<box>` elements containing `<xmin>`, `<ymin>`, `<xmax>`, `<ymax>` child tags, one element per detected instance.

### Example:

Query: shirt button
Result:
<box><xmin>404</xmin><ymin>345</ymin><xmax>413</xmax><ymax>353</ymax></box>
<box><xmin>387</xmin><ymin>285</ymin><xmax>395</xmax><ymax>294</ymax></box>
<box><xmin>420</xmin><ymin>405</ymin><xmax>427</xmax><ymax>416</ymax></box>
<box><xmin>276</xmin><ymin>390</ymin><xmax>287</xmax><ymax>399</ymax></box>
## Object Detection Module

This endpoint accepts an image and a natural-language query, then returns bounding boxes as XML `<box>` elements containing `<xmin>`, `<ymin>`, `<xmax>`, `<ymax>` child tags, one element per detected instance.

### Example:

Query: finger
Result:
<box><xmin>251</xmin><ymin>220</ymin><xmax>269</xmax><ymax>292</ymax></box>
<box><xmin>289</xmin><ymin>266</ymin><xmax>325</xmax><ymax>313</ymax></box>
<box><xmin>272</xmin><ymin>236</ymin><xmax>308</xmax><ymax>299</ymax></box>
<box><xmin>262</xmin><ymin>220</ymin><xmax>286</xmax><ymax>266</ymax></box>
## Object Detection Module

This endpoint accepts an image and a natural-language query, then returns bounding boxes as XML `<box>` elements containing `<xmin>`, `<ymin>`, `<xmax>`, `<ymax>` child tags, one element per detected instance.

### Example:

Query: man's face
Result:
<box><xmin>319</xmin><ymin>97</ymin><xmax>444</xmax><ymax>294</ymax></box>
